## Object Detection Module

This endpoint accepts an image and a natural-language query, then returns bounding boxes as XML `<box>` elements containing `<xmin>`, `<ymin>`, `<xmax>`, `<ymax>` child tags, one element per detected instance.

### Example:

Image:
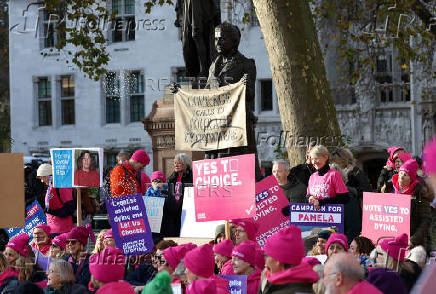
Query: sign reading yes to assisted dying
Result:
<box><xmin>362</xmin><ymin>192</ymin><xmax>410</xmax><ymax>243</ymax></box>
<box><xmin>290</xmin><ymin>203</ymin><xmax>344</xmax><ymax>233</ymax></box>
<box><xmin>193</xmin><ymin>154</ymin><xmax>255</xmax><ymax>222</ymax></box>
<box><xmin>106</xmin><ymin>193</ymin><xmax>154</xmax><ymax>255</ymax></box>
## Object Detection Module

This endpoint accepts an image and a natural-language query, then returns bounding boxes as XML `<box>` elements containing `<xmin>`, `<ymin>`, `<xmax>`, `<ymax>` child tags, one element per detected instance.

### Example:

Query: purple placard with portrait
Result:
<box><xmin>289</xmin><ymin>203</ymin><xmax>344</xmax><ymax>233</ymax></box>
<box><xmin>221</xmin><ymin>275</ymin><xmax>247</xmax><ymax>294</ymax></box>
<box><xmin>106</xmin><ymin>193</ymin><xmax>154</xmax><ymax>256</ymax></box>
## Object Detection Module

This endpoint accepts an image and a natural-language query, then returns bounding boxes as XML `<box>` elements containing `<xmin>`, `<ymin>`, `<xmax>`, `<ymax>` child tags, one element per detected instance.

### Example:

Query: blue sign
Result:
<box><xmin>7</xmin><ymin>200</ymin><xmax>47</xmax><ymax>245</ymax></box>
<box><xmin>221</xmin><ymin>275</ymin><xmax>247</xmax><ymax>294</ymax></box>
<box><xmin>51</xmin><ymin>149</ymin><xmax>73</xmax><ymax>188</ymax></box>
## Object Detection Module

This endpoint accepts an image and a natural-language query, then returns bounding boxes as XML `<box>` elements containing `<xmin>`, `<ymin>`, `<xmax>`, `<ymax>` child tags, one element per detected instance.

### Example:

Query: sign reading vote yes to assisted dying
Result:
<box><xmin>193</xmin><ymin>154</ymin><xmax>255</xmax><ymax>222</ymax></box>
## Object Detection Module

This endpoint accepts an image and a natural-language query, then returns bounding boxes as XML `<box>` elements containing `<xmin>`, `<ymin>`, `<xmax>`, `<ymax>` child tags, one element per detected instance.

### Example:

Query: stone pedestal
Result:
<box><xmin>143</xmin><ymin>90</ymin><xmax>204</xmax><ymax>177</ymax></box>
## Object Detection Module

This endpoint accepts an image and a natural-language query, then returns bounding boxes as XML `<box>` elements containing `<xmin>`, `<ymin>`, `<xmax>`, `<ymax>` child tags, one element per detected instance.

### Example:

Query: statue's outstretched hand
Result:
<box><xmin>169</xmin><ymin>82</ymin><xmax>181</xmax><ymax>94</ymax></box>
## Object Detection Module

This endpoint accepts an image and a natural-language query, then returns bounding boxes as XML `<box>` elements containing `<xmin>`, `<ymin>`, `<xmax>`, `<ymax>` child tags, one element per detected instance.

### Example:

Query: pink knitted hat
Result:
<box><xmin>51</xmin><ymin>233</ymin><xmax>68</xmax><ymax>250</ymax></box>
<box><xmin>186</xmin><ymin>279</ymin><xmax>217</xmax><ymax>294</ymax></box>
<box><xmin>399</xmin><ymin>159</ymin><xmax>419</xmax><ymax>183</ymax></box>
<box><xmin>423</xmin><ymin>136</ymin><xmax>436</xmax><ymax>175</ymax></box>
<box><xmin>89</xmin><ymin>246</ymin><xmax>126</xmax><ymax>283</ymax></box>
<box><xmin>33</xmin><ymin>224</ymin><xmax>51</xmax><ymax>237</ymax></box>
<box><xmin>264</xmin><ymin>226</ymin><xmax>305</xmax><ymax>265</ymax></box>
<box><xmin>95</xmin><ymin>281</ymin><xmax>134</xmax><ymax>294</ymax></box>
<box><xmin>255</xmin><ymin>248</ymin><xmax>265</xmax><ymax>270</ymax></box>
<box><xmin>183</xmin><ymin>243</ymin><xmax>197</xmax><ymax>252</ymax></box>
<box><xmin>396</xmin><ymin>152</ymin><xmax>412</xmax><ymax>165</ymax></box>
<box><xmin>302</xmin><ymin>257</ymin><xmax>320</xmax><ymax>267</ymax></box>
<box><xmin>163</xmin><ymin>244</ymin><xmax>189</xmax><ymax>269</ymax></box>
<box><xmin>131</xmin><ymin>150</ymin><xmax>150</xmax><ymax>166</ymax></box>
<box><xmin>325</xmin><ymin>233</ymin><xmax>349</xmax><ymax>253</ymax></box>
<box><xmin>380</xmin><ymin>233</ymin><xmax>408</xmax><ymax>262</ymax></box>
<box><xmin>184</xmin><ymin>244</ymin><xmax>215</xmax><ymax>278</ymax></box>
<box><xmin>387</xmin><ymin>147</ymin><xmax>405</xmax><ymax>168</ymax></box>
<box><xmin>213</xmin><ymin>239</ymin><xmax>234</xmax><ymax>258</ymax></box>
<box><xmin>230</xmin><ymin>219</ymin><xmax>258</xmax><ymax>241</ymax></box>
<box><xmin>232</xmin><ymin>241</ymin><xmax>256</xmax><ymax>267</ymax></box>
<box><xmin>103</xmin><ymin>229</ymin><xmax>113</xmax><ymax>240</ymax></box>
<box><xmin>151</xmin><ymin>171</ymin><xmax>166</xmax><ymax>182</ymax></box>
<box><xmin>67</xmin><ymin>225</ymin><xmax>95</xmax><ymax>247</ymax></box>
<box><xmin>6</xmin><ymin>233</ymin><xmax>29</xmax><ymax>257</ymax></box>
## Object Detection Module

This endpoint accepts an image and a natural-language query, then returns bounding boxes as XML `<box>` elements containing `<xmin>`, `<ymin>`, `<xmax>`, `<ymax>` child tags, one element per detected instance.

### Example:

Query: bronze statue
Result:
<box><xmin>174</xmin><ymin>0</ymin><xmax>220</xmax><ymax>79</ymax></box>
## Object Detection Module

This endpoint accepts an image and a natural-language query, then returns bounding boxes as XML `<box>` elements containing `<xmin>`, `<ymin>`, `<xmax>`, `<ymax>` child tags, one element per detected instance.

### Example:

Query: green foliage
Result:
<box><xmin>144</xmin><ymin>0</ymin><xmax>173</xmax><ymax>14</ymax></box>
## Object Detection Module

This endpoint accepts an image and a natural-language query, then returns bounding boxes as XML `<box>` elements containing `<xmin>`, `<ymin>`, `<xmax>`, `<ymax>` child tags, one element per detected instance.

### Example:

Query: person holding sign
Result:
<box><xmin>74</xmin><ymin>150</ymin><xmax>100</xmax><ymax>187</ymax></box>
<box><xmin>37</xmin><ymin>164</ymin><xmax>74</xmax><ymax>235</ymax></box>
<box><xmin>231</xmin><ymin>241</ymin><xmax>261</xmax><ymax>294</ymax></box>
<box><xmin>307</xmin><ymin>145</ymin><xmax>349</xmax><ymax>210</ymax></box>
<box><xmin>390</xmin><ymin>159</ymin><xmax>432</xmax><ymax>249</ymax></box>
<box><xmin>260</xmin><ymin>226</ymin><xmax>318</xmax><ymax>294</ymax></box>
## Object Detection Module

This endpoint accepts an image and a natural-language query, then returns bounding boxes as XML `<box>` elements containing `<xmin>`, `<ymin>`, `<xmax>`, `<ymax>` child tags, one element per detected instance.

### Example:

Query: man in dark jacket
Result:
<box><xmin>272</xmin><ymin>160</ymin><xmax>307</xmax><ymax>204</ymax></box>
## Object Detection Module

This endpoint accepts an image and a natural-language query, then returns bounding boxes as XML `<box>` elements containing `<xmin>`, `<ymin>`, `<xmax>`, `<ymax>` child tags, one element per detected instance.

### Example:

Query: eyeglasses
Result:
<box><xmin>234</xmin><ymin>229</ymin><xmax>245</xmax><ymax>234</ymax></box>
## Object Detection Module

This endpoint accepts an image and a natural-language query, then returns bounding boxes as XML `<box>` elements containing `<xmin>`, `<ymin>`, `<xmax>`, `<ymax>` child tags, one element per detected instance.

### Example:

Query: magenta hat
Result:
<box><xmin>151</xmin><ymin>171</ymin><xmax>166</xmax><ymax>182</ymax></box>
<box><xmin>34</xmin><ymin>224</ymin><xmax>51</xmax><ymax>237</ymax></box>
<box><xmin>325</xmin><ymin>233</ymin><xmax>349</xmax><ymax>253</ymax></box>
<box><xmin>264</xmin><ymin>226</ymin><xmax>305</xmax><ymax>265</ymax></box>
<box><xmin>380</xmin><ymin>233</ymin><xmax>408</xmax><ymax>262</ymax></box>
<box><xmin>187</xmin><ymin>279</ymin><xmax>217</xmax><ymax>294</ymax></box>
<box><xmin>213</xmin><ymin>239</ymin><xmax>234</xmax><ymax>258</ymax></box>
<box><xmin>184</xmin><ymin>244</ymin><xmax>215</xmax><ymax>278</ymax></box>
<box><xmin>423</xmin><ymin>136</ymin><xmax>436</xmax><ymax>174</ymax></box>
<box><xmin>103</xmin><ymin>229</ymin><xmax>113</xmax><ymax>240</ymax></box>
<box><xmin>95</xmin><ymin>281</ymin><xmax>134</xmax><ymax>294</ymax></box>
<box><xmin>396</xmin><ymin>152</ymin><xmax>412</xmax><ymax>165</ymax></box>
<box><xmin>231</xmin><ymin>219</ymin><xmax>258</xmax><ymax>241</ymax></box>
<box><xmin>130</xmin><ymin>150</ymin><xmax>150</xmax><ymax>166</ymax></box>
<box><xmin>255</xmin><ymin>248</ymin><xmax>265</xmax><ymax>270</ymax></box>
<box><xmin>399</xmin><ymin>159</ymin><xmax>419</xmax><ymax>183</ymax></box>
<box><xmin>51</xmin><ymin>233</ymin><xmax>68</xmax><ymax>250</ymax></box>
<box><xmin>387</xmin><ymin>147</ymin><xmax>405</xmax><ymax>168</ymax></box>
<box><xmin>6</xmin><ymin>233</ymin><xmax>29</xmax><ymax>257</ymax></box>
<box><xmin>89</xmin><ymin>246</ymin><xmax>126</xmax><ymax>283</ymax></box>
<box><xmin>302</xmin><ymin>257</ymin><xmax>320</xmax><ymax>267</ymax></box>
<box><xmin>162</xmin><ymin>244</ymin><xmax>188</xmax><ymax>270</ymax></box>
<box><xmin>67</xmin><ymin>225</ymin><xmax>95</xmax><ymax>247</ymax></box>
<box><xmin>232</xmin><ymin>241</ymin><xmax>256</xmax><ymax>267</ymax></box>
<box><xmin>183</xmin><ymin>243</ymin><xmax>197</xmax><ymax>252</ymax></box>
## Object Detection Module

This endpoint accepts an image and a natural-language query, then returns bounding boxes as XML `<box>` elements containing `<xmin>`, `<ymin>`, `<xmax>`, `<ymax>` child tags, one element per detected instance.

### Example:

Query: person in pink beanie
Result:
<box><xmin>89</xmin><ymin>246</ymin><xmax>127</xmax><ymax>291</ymax></box>
<box><xmin>186</xmin><ymin>279</ymin><xmax>217</xmax><ymax>294</ymax></box>
<box><xmin>232</xmin><ymin>241</ymin><xmax>261</xmax><ymax>294</ymax></box>
<box><xmin>184</xmin><ymin>244</ymin><xmax>215</xmax><ymax>284</ymax></box>
<box><xmin>377</xmin><ymin>146</ymin><xmax>405</xmax><ymax>192</ymax></box>
<box><xmin>32</xmin><ymin>224</ymin><xmax>51</xmax><ymax>256</ymax></box>
<box><xmin>213</xmin><ymin>239</ymin><xmax>234</xmax><ymax>275</ymax></box>
<box><xmin>325</xmin><ymin>233</ymin><xmax>348</xmax><ymax>258</ymax></box>
<box><xmin>103</xmin><ymin>229</ymin><xmax>116</xmax><ymax>249</ymax></box>
<box><xmin>145</xmin><ymin>171</ymin><xmax>168</xmax><ymax>197</ymax></box>
<box><xmin>95</xmin><ymin>281</ymin><xmax>135</xmax><ymax>294</ymax></box>
<box><xmin>390</xmin><ymin>159</ymin><xmax>432</xmax><ymax>249</ymax></box>
<box><xmin>161</xmin><ymin>244</ymin><xmax>189</xmax><ymax>276</ymax></box>
<box><xmin>230</xmin><ymin>219</ymin><xmax>258</xmax><ymax>244</ymax></box>
<box><xmin>48</xmin><ymin>232</ymin><xmax>68</xmax><ymax>258</ymax></box>
<box><xmin>66</xmin><ymin>225</ymin><xmax>95</xmax><ymax>287</ymax></box>
<box><xmin>260</xmin><ymin>226</ymin><xmax>318</xmax><ymax>294</ymax></box>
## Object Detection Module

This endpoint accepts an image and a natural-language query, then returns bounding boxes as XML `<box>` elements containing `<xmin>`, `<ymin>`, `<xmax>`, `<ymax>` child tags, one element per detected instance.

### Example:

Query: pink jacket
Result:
<box><xmin>46</xmin><ymin>186</ymin><xmax>74</xmax><ymax>234</ymax></box>
<box><xmin>247</xmin><ymin>269</ymin><xmax>261</xmax><ymax>294</ymax></box>
<box><xmin>267</xmin><ymin>262</ymin><xmax>319</xmax><ymax>285</ymax></box>
<box><xmin>348</xmin><ymin>280</ymin><xmax>383</xmax><ymax>294</ymax></box>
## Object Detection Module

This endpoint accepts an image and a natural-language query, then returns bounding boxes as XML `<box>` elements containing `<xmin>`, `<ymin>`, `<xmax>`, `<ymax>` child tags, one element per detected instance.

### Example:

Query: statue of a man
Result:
<box><xmin>174</xmin><ymin>0</ymin><xmax>221</xmax><ymax>79</ymax></box>
<box><xmin>205</xmin><ymin>23</ymin><xmax>261</xmax><ymax>181</ymax></box>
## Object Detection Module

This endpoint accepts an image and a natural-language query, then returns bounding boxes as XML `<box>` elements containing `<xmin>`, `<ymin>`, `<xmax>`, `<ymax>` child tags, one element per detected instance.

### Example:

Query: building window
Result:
<box><xmin>375</xmin><ymin>49</ymin><xmax>410</xmax><ymax>103</ymax></box>
<box><xmin>37</xmin><ymin>78</ymin><xmax>52</xmax><ymax>126</ymax></box>
<box><xmin>60</xmin><ymin>75</ymin><xmax>75</xmax><ymax>125</ymax></box>
<box><xmin>111</xmin><ymin>0</ymin><xmax>135</xmax><ymax>43</ymax></box>
<box><xmin>260</xmin><ymin>79</ymin><xmax>273</xmax><ymax>111</ymax></box>
<box><xmin>105</xmin><ymin>72</ymin><xmax>121</xmax><ymax>124</ymax></box>
<box><xmin>39</xmin><ymin>8</ymin><xmax>65</xmax><ymax>49</ymax></box>
<box><xmin>129</xmin><ymin>71</ymin><xmax>145</xmax><ymax>122</ymax></box>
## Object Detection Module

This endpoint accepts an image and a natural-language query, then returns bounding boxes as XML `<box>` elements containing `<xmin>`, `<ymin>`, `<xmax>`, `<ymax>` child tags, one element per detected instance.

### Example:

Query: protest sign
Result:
<box><xmin>106</xmin><ymin>193</ymin><xmax>154</xmax><ymax>255</ymax></box>
<box><xmin>193</xmin><ymin>154</ymin><xmax>256</xmax><ymax>222</ymax></box>
<box><xmin>290</xmin><ymin>203</ymin><xmax>344</xmax><ymax>233</ymax></box>
<box><xmin>174</xmin><ymin>80</ymin><xmax>247</xmax><ymax>151</ymax></box>
<box><xmin>143</xmin><ymin>196</ymin><xmax>165</xmax><ymax>233</ymax></box>
<box><xmin>252</xmin><ymin>176</ymin><xmax>290</xmax><ymax>248</ymax></box>
<box><xmin>180</xmin><ymin>187</ymin><xmax>224</xmax><ymax>238</ymax></box>
<box><xmin>6</xmin><ymin>200</ymin><xmax>47</xmax><ymax>245</ymax></box>
<box><xmin>172</xmin><ymin>284</ymin><xmax>182</xmax><ymax>294</ymax></box>
<box><xmin>51</xmin><ymin>148</ymin><xmax>103</xmax><ymax>188</ymax></box>
<box><xmin>362</xmin><ymin>192</ymin><xmax>410</xmax><ymax>243</ymax></box>
<box><xmin>411</xmin><ymin>263</ymin><xmax>436</xmax><ymax>294</ymax></box>
<box><xmin>0</xmin><ymin>153</ymin><xmax>24</xmax><ymax>227</ymax></box>
<box><xmin>221</xmin><ymin>275</ymin><xmax>247</xmax><ymax>294</ymax></box>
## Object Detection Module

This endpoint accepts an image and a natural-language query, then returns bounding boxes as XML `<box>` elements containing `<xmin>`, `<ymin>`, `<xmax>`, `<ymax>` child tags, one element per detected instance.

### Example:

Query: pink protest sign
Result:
<box><xmin>193</xmin><ymin>154</ymin><xmax>255</xmax><ymax>222</ymax></box>
<box><xmin>252</xmin><ymin>176</ymin><xmax>290</xmax><ymax>248</ymax></box>
<box><xmin>362</xmin><ymin>192</ymin><xmax>411</xmax><ymax>243</ymax></box>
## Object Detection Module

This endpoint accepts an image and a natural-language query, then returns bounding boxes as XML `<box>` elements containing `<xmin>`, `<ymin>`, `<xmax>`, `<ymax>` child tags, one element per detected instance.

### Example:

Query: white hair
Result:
<box><xmin>407</xmin><ymin>246</ymin><xmax>427</xmax><ymax>268</ymax></box>
<box><xmin>50</xmin><ymin>259</ymin><xmax>75</xmax><ymax>284</ymax></box>
<box><xmin>174</xmin><ymin>153</ymin><xmax>192</xmax><ymax>169</ymax></box>
<box><xmin>272</xmin><ymin>159</ymin><xmax>290</xmax><ymax>170</ymax></box>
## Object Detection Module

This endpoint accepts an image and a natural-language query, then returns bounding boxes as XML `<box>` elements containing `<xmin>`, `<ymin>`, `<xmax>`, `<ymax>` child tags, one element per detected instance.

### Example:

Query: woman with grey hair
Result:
<box><xmin>45</xmin><ymin>259</ymin><xmax>88</xmax><ymax>294</ymax></box>
<box><xmin>161</xmin><ymin>153</ymin><xmax>193</xmax><ymax>237</ymax></box>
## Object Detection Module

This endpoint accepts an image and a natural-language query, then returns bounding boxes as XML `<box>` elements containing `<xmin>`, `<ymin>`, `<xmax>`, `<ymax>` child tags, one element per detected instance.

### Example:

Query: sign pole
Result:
<box><xmin>77</xmin><ymin>188</ymin><xmax>82</xmax><ymax>226</ymax></box>
<box><xmin>225</xmin><ymin>220</ymin><xmax>231</xmax><ymax>239</ymax></box>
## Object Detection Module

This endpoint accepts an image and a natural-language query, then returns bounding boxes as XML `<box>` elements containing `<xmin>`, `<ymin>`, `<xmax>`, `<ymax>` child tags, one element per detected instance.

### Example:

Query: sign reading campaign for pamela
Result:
<box><xmin>290</xmin><ymin>203</ymin><xmax>344</xmax><ymax>233</ymax></box>
<box><xmin>221</xmin><ymin>275</ymin><xmax>247</xmax><ymax>294</ymax></box>
<box><xmin>7</xmin><ymin>200</ymin><xmax>47</xmax><ymax>245</ymax></box>
<box><xmin>106</xmin><ymin>193</ymin><xmax>154</xmax><ymax>255</ymax></box>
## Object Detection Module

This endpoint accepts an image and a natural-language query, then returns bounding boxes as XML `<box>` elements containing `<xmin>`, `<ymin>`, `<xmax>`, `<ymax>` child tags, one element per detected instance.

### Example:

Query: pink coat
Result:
<box><xmin>348</xmin><ymin>280</ymin><xmax>383</xmax><ymax>294</ymax></box>
<box><xmin>46</xmin><ymin>186</ymin><xmax>74</xmax><ymax>234</ymax></box>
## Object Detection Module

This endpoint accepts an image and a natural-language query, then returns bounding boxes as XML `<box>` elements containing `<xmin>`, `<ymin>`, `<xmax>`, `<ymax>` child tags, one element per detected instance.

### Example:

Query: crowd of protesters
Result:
<box><xmin>1</xmin><ymin>136</ymin><xmax>436</xmax><ymax>294</ymax></box>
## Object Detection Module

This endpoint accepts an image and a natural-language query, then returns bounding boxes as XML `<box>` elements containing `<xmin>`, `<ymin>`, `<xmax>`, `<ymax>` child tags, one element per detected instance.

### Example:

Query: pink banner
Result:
<box><xmin>362</xmin><ymin>192</ymin><xmax>411</xmax><ymax>243</ymax></box>
<box><xmin>193</xmin><ymin>154</ymin><xmax>256</xmax><ymax>222</ymax></box>
<box><xmin>252</xmin><ymin>176</ymin><xmax>290</xmax><ymax>248</ymax></box>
